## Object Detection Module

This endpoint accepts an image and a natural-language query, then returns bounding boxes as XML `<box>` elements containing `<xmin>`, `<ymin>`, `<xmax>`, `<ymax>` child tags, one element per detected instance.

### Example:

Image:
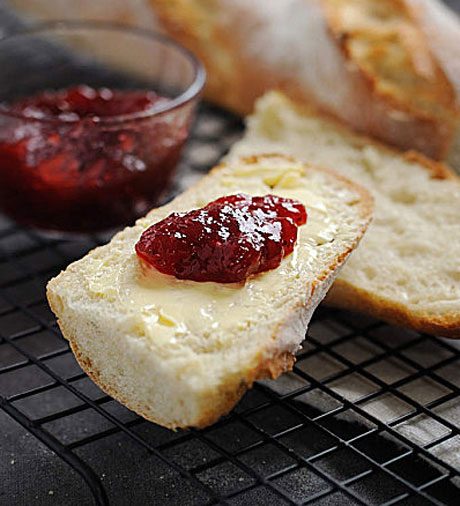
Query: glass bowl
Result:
<box><xmin>0</xmin><ymin>21</ymin><xmax>205</xmax><ymax>233</ymax></box>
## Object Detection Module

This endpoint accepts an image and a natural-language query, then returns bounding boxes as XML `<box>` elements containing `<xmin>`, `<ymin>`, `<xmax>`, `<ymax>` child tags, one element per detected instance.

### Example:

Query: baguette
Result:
<box><xmin>148</xmin><ymin>0</ymin><xmax>460</xmax><ymax>164</ymax></box>
<box><xmin>47</xmin><ymin>154</ymin><xmax>372</xmax><ymax>429</ymax></box>
<box><xmin>230</xmin><ymin>92</ymin><xmax>460</xmax><ymax>337</ymax></box>
<box><xmin>404</xmin><ymin>0</ymin><xmax>460</xmax><ymax>168</ymax></box>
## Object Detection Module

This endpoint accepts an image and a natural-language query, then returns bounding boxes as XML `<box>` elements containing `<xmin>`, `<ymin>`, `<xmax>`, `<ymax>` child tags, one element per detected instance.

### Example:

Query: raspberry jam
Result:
<box><xmin>135</xmin><ymin>194</ymin><xmax>307</xmax><ymax>283</ymax></box>
<box><xmin>0</xmin><ymin>85</ymin><xmax>192</xmax><ymax>232</ymax></box>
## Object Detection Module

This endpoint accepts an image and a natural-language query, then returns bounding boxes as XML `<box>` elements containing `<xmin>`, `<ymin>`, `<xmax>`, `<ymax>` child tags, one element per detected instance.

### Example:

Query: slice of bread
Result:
<box><xmin>47</xmin><ymin>154</ymin><xmax>372</xmax><ymax>429</ymax></box>
<box><xmin>230</xmin><ymin>92</ymin><xmax>460</xmax><ymax>337</ymax></box>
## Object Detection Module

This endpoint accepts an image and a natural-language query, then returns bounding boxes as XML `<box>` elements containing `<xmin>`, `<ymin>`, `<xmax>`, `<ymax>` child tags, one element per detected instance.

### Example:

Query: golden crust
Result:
<box><xmin>402</xmin><ymin>150</ymin><xmax>457</xmax><ymax>179</ymax></box>
<box><xmin>148</xmin><ymin>0</ymin><xmax>278</xmax><ymax>116</ymax></box>
<box><xmin>149</xmin><ymin>0</ymin><xmax>459</xmax><ymax>159</ymax></box>
<box><xmin>323</xmin><ymin>0</ymin><xmax>456</xmax><ymax>115</ymax></box>
<box><xmin>149</xmin><ymin>0</ymin><xmax>332</xmax><ymax>116</ymax></box>
<box><xmin>68</xmin><ymin>332</ymin><xmax>296</xmax><ymax>429</ymax></box>
<box><xmin>322</xmin><ymin>0</ymin><xmax>458</xmax><ymax>159</ymax></box>
<box><xmin>326</xmin><ymin>279</ymin><xmax>460</xmax><ymax>338</ymax></box>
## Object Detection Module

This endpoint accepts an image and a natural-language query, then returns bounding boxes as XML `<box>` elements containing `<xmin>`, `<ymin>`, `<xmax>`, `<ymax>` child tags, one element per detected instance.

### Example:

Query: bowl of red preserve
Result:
<box><xmin>0</xmin><ymin>22</ymin><xmax>205</xmax><ymax>233</ymax></box>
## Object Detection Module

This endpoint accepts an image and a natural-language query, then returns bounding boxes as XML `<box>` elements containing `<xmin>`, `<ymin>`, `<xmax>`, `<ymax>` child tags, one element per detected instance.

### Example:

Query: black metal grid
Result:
<box><xmin>1</xmin><ymin>102</ymin><xmax>460</xmax><ymax>506</ymax></box>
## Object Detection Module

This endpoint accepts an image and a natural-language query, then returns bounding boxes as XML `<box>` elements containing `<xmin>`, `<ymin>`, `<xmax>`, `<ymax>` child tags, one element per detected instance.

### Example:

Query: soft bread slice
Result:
<box><xmin>230</xmin><ymin>92</ymin><xmax>460</xmax><ymax>337</ymax></box>
<box><xmin>47</xmin><ymin>154</ymin><xmax>372</xmax><ymax>429</ymax></box>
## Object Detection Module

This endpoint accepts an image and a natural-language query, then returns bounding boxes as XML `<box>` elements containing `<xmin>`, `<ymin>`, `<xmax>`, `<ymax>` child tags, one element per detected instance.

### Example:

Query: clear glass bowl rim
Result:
<box><xmin>0</xmin><ymin>20</ymin><xmax>206</xmax><ymax>125</ymax></box>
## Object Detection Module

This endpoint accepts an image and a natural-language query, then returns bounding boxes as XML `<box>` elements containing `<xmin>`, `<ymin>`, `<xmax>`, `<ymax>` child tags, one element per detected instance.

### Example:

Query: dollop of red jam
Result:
<box><xmin>0</xmin><ymin>85</ymin><xmax>191</xmax><ymax>232</ymax></box>
<box><xmin>135</xmin><ymin>194</ymin><xmax>307</xmax><ymax>283</ymax></box>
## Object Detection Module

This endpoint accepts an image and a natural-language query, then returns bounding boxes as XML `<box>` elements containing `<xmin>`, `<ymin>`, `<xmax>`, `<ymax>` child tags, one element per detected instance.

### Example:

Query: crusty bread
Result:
<box><xmin>147</xmin><ymin>0</ymin><xmax>460</xmax><ymax>162</ymax></box>
<box><xmin>403</xmin><ymin>0</ymin><xmax>460</xmax><ymax>168</ymax></box>
<box><xmin>47</xmin><ymin>154</ymin><xmax>372</xmax><ymax>429</ymax></box>
<box><xmin>230</xmin><ymin>92</ymin><xmax>460</xmax><ymax>337</ymax></box>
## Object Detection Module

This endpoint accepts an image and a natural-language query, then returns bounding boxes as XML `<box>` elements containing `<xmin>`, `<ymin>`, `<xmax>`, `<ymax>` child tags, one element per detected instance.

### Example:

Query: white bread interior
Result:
<box><xmin>47</xmin><ymin>154</ymin><xmax>372</xmax><ymax>429</ymax></box>
<box><xmin>229</xmin><ymin>92</ymin><xmax>460</xmax><ymax>337</ymax></box>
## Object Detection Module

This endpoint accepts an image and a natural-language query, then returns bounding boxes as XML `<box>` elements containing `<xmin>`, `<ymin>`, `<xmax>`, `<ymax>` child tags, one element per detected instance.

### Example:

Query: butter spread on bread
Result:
<box><xmin>47</xmin><ymin>154</ymin><xmax>372</xmax><ymax>429</ymax></box>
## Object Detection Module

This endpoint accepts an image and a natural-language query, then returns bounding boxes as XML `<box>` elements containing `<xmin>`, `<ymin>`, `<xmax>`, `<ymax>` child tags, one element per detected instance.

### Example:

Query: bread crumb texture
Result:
<box><xmin>47</xmin><ymin>154</ymin><xmax>371</xmax><ymax>428</ymax></box>
<box><xmin>230</xmin><ymin>92</ymin><xmax>460</xmax><ymax>336</ymax></box>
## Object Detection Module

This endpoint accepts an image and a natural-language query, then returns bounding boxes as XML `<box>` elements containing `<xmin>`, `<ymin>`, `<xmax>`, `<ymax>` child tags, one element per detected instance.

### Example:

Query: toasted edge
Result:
<box><xmin>326</xmin><ymin>280</ymin><xmax>460</xmax><ymax>338</ymax></box>
<box><xmin>59</xmin><ymin>320</ymin><xmax>296</xmax><ymax>429</ymax></box>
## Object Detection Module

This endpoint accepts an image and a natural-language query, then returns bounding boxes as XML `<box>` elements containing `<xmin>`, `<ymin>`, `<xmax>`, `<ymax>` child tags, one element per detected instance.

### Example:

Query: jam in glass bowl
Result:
<box><xmin>0</xmin><ymin>22</ymin><xmax>205</xmax><ymax>233</ymax></box>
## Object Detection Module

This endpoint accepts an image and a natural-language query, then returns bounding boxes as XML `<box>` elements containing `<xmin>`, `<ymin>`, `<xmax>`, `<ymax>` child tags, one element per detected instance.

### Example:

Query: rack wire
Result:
<box><xmin>1</xmin><ymin>102</ymin><xmax>459</xmax><ymax>506</ymax></box>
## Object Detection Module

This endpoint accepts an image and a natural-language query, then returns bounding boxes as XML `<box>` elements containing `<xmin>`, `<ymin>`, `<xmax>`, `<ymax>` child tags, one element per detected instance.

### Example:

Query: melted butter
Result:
<box><xmin>123</xmin><ymin>254</ymin><xmax>298</xmax><ymax>345</ymax></box>
<box><xmin>115</xmin><ymin>166</ymin><xmax>342</xmax><ymax>346</ymax></box>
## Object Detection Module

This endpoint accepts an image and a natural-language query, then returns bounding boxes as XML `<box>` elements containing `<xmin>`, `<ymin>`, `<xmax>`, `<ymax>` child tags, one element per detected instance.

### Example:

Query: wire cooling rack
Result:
<box><xmin>1</xmin><ymin>102</ymin><xmax>459</xmax><ymax>506</ymax></box>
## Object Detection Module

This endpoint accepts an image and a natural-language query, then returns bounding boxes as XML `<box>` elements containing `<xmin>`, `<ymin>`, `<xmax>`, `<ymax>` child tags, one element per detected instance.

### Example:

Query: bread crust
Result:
<box><xmin>149</xmin><ymin>0</ymin><xmax>459</xmax><ymax>160</ymax></box>
<box><xmin>148</xmin><ymin>0</ymin><xmax>287</xmax><ymax>116</ymax></box>
<box><xmin>66</xmin><ymin>330</ymin><xmax>296</xmax><ymax>429</ymax></box>
<box><xmin>47</xmin><ymin>153</ymin><xmax>373</xmax><ymax>429</ymax></box>
<box><xmin>323</xmin><ymin>0</ymin><xmax>457</xmax><ymax>159</ymax></box>
<box><xmin>326</xmin><ymin>280</ymin><xmax>460</xmax><ymax>338</ymax></box>
<box><xmin>405</xmin><ymin>0</ymin><xmax>460</xmax><ymax>102</ymax></box>
<box><xmin>402</xmin><ymin>150</ymin><xmax>458</xmax><ymax>180</ymax></box>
